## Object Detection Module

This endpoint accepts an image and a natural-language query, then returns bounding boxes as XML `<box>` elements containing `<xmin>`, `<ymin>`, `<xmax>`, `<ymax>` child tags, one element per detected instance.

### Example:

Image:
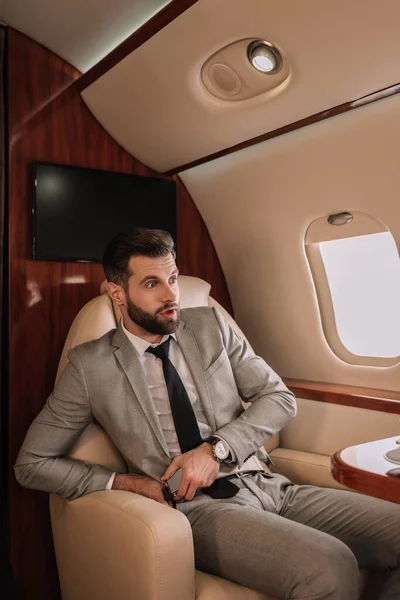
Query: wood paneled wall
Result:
<box><xmin>6</xmin><ymin>28</ymin><xmax>232</xmax><ymax>600</ymax></box>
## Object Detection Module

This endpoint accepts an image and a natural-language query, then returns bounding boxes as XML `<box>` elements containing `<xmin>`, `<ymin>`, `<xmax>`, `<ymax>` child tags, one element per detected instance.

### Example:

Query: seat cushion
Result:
<box><xmin>56</xmin><ymin>294</ymin><xmax>116</xmax><ymax>383</ymax></box>
<box><xmin>195</xmin><ymin>562</ymin><xmax>379</xmax><ymax>599</ymax></box>
<box><xmin>195</xmin><ymin>570</ymin><xmax>276</xmax><ymax>600</ymax></box>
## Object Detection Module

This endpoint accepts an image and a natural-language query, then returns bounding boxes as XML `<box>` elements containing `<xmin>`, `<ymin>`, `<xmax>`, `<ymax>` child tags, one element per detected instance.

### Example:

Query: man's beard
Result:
<box><xmin>126</xmin><ymin>296</ymin><xmax>180</xmax><ymax>335</ymax></box>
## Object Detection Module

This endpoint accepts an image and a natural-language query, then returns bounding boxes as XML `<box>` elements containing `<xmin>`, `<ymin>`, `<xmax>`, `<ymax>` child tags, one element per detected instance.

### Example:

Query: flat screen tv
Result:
<box><xmin>32</xmin><ymin>161</ymin><xmax>177</xmax><ymax>262</ymax></box>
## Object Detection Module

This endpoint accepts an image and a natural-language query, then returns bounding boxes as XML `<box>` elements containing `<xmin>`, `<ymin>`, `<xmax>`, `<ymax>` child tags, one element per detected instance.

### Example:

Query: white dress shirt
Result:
<box><xmin>106</xmin><ymin>319</ymin><xmax>212</xmax><ymax>489</ymax></box>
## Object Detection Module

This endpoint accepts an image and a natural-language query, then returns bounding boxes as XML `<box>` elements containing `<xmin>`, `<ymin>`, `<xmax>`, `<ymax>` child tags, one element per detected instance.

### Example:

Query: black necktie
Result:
<box><xmin>146</xmin><ymin>337</ymin><xmax>238</xmax><ymax>499</ymax></box>
<box><xmin>146</xmin><ymin>337</ymin><xmax>203</xmax><ymax>453</ymax></box>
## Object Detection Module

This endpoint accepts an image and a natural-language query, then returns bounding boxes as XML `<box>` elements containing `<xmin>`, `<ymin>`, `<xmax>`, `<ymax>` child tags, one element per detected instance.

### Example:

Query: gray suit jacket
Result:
<box><xmin>15</xmin><ymin>307</ymin><xmax>296</xmax><ymax>500</ymax></box>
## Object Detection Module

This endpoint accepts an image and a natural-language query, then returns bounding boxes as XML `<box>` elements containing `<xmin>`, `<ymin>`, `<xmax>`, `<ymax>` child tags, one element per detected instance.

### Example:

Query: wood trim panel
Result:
<box><xmin>7</xmin><ymin>27</ymin><xmax>231</xmax><ymax>600</ymax></box>
<box><xmin>77</xmin><ymin>0</ymin><xmax>199</xmax><ymax>92</ymax></box>
<box><xmin>166</xmin><ymin>83</ymin><xmax>400</xmax><ymax>175</ymax></box>
<box><xmin>332</xmin><ymin>452</ymin><xmax>400</xmax><ymax>504</ymax></box>
<box><xmin>285</xmin><ymin>379</ymin><xmax>400</xmax><ymax>414</ymax></box>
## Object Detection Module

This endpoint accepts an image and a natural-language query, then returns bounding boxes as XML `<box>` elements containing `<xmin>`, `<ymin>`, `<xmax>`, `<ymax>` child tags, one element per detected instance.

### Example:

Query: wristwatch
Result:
<box><xmin>204</xmin><ymin>436</ymin><xmax>231</xmax><ymax>463</ymax></box>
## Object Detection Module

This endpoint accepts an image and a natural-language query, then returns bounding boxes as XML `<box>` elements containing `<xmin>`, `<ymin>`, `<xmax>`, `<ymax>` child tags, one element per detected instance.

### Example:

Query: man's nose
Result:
<box><xmin>162</xmin><ymin>283</ymin><xmax>178</xmax><ymax>304</ymax></box>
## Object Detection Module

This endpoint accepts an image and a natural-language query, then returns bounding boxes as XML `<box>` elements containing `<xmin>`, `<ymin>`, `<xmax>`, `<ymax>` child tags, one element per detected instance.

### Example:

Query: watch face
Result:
<box><xmin>214</xmin><ymin>440</ymin><xmax>229</xmax><ymax>460</ymax></box>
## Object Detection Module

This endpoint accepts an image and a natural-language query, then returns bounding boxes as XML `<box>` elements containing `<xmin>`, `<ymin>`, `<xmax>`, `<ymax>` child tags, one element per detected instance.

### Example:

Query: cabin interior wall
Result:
<box><xmin>6</xmin><ymin>27</ymin><xmax>231</xmax><ymax>600</ymax></box>
<box><xmin>181</xmin><ymin>96</ymin><xmax>400</xmax><ymax>392</ymax></box>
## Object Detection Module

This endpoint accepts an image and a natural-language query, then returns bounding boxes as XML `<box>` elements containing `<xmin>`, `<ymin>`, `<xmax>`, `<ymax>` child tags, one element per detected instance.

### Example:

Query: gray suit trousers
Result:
<box><xmin>178</xmin><ymin>473</ymin><xmax>400</xmax><ymax>600</ymax></box>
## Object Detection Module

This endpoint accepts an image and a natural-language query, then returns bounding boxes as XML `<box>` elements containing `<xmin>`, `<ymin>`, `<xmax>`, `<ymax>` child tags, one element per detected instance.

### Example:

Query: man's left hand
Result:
<box><xmin>161</xmin><ymin>443</ymin><xmax>219</xmax><ymax>501</ymax></box>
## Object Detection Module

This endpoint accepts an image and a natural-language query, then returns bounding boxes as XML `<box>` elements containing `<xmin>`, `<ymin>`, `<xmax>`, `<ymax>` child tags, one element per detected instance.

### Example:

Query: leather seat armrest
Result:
<box><xmin>269</xmin><ymin>448</ymin><xmax>347</xmax><ymax>490</ymax></box>
<box><xmin>50</xmin><ymin>490</ymin><xmax>195</xmax><ymax>600</ymax></box>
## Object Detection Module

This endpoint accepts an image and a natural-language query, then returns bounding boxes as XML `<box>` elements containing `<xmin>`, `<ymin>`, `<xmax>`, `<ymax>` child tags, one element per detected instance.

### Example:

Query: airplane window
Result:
<box><xmin>305</xmin><ymin>212</ymin><xmax>400</xmax><ymax>366</ymax></box>
<box><xmin>319</xmin><ymin>232</ymin><xmax>400</xmax><ymax>358</ymax></box>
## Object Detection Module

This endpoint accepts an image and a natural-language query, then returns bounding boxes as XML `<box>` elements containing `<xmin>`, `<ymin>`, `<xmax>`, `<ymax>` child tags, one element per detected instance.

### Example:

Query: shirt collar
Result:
<box><xmin>121</xmin><ymin>318</ymin><xmax>177</xmax><ymax>357</ymax></box>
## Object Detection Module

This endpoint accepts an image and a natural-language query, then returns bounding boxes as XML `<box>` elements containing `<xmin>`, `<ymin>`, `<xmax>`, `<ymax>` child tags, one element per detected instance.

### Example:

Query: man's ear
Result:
<box><xmin>107</xmin><ymin>282</ymin><xmax>125</xmax><ymax>306</ymax></box>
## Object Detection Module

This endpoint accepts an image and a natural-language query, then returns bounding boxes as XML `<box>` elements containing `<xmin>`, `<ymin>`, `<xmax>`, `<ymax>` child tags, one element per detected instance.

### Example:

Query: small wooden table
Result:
<box><xmin>332</xmin><ymin>436</ymin><xmax>400</xmax><ymax>504</ymax></box>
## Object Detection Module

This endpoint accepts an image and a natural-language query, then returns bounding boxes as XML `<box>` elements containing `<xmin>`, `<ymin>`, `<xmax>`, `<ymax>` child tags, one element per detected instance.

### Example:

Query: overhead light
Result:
<box><xmin>201</xmin><ymin>38</ymin><xmax>290</xmax><ymax>101</ymax></box>
<box><xmin>247</xmin><ymin>40</ymin><xmax>282</xmax><ymax>74</ymax></box>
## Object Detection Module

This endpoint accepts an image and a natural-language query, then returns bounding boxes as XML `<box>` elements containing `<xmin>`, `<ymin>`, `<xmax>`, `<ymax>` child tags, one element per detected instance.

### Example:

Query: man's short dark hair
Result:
<box><xmin>102</xmin><ymin>228</ymin><xmax>176</xmax><ymax>289</ymax></box>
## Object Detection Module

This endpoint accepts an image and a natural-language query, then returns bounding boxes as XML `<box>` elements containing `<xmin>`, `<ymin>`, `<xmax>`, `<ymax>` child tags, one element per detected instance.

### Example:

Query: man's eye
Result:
<box><xmin>146</xmin><ymin>281</ymin><xmax>157</xmax><ymax>289</ymax></box>
<box><xmin>170</xmin><ymin>277</ymin><xmax>177</xmax><ymax>284</ymax></box>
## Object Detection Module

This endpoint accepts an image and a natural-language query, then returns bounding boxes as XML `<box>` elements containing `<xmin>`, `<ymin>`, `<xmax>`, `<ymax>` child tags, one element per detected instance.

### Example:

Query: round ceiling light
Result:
<box><xmin>247</xmin><ymin>40</ymin><xmax>282</xmax><ymax>74</ymax></box>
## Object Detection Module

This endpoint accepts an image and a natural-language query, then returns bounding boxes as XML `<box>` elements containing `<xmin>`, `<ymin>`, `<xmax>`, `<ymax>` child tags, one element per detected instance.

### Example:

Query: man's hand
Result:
<box><xmin>161</xmin><ymin>443</ymin><xmax>219</xmax><ymax>501</ymax></box>
<box><xmin>112</xmin><ymin>473</ymin><xmax>172</xmax><ymax>506</ymax></box>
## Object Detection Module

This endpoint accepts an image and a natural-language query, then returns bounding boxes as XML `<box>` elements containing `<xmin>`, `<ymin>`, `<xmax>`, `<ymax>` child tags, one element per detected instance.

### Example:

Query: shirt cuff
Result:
<box><xmin>106</xmin><ymin>472</ymin><xmax>116</xmax><ymax>490</ymax></box>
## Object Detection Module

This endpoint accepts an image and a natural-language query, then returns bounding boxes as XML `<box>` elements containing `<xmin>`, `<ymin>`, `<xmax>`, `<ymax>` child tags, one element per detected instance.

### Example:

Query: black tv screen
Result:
<box><xmin>32</xmin><ymin>161</ymin><xmax>177</xmax><ymax>262</ymax></box>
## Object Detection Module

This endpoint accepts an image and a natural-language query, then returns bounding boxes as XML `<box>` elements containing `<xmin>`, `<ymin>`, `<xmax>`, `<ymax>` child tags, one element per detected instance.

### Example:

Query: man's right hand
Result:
<box><xmin>112</xmin><ymin>473</ymin><xmax>172</xmax><ymax>506</ymax></box>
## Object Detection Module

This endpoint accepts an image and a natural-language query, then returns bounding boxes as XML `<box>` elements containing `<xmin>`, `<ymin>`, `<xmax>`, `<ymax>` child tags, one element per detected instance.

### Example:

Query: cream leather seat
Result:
<box><xmin>50</xmin><ymin>276</ymin><xmax>374</xmax><ymax>600</ymax></box>
<box><xmin>50</xmin><ymin>276</ymin><xmax>277</xmax><ymax>600</ymax></box>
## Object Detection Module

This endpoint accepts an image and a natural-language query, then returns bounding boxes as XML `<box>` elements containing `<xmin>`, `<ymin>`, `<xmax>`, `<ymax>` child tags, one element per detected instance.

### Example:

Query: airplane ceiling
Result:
<box><xmin>0</xmin><ymin>0</ymin><xmax>170</xmax><ymax>72</ymax></box>
<box><xmin>80</xmin><ymin>0</ymin><xmax>400</xmax><ymax>172</ymax></box>
<box><xmin>3</xmin><ymin>0</ymin><xmax>400</xmax><ymax>173</ymax></box>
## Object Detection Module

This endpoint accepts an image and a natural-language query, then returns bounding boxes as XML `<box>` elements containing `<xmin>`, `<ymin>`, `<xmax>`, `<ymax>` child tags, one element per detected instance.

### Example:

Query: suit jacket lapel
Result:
<box><xmin>112</xmin><ymin>325</ymin><xmax>170</xmax><ymax>458</ymax></box>
<box><xmin>176</xmin><ymin>322</ymin><xmax>217</xmax><ymax>432</ymax></box>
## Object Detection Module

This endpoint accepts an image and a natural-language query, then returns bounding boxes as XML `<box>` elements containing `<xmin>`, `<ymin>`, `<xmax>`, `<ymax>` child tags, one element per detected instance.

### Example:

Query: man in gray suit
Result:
<box><xmin>15</xmin><ymin>228</ymin><xmax>399</xmax><ymax>599</ymax></box>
